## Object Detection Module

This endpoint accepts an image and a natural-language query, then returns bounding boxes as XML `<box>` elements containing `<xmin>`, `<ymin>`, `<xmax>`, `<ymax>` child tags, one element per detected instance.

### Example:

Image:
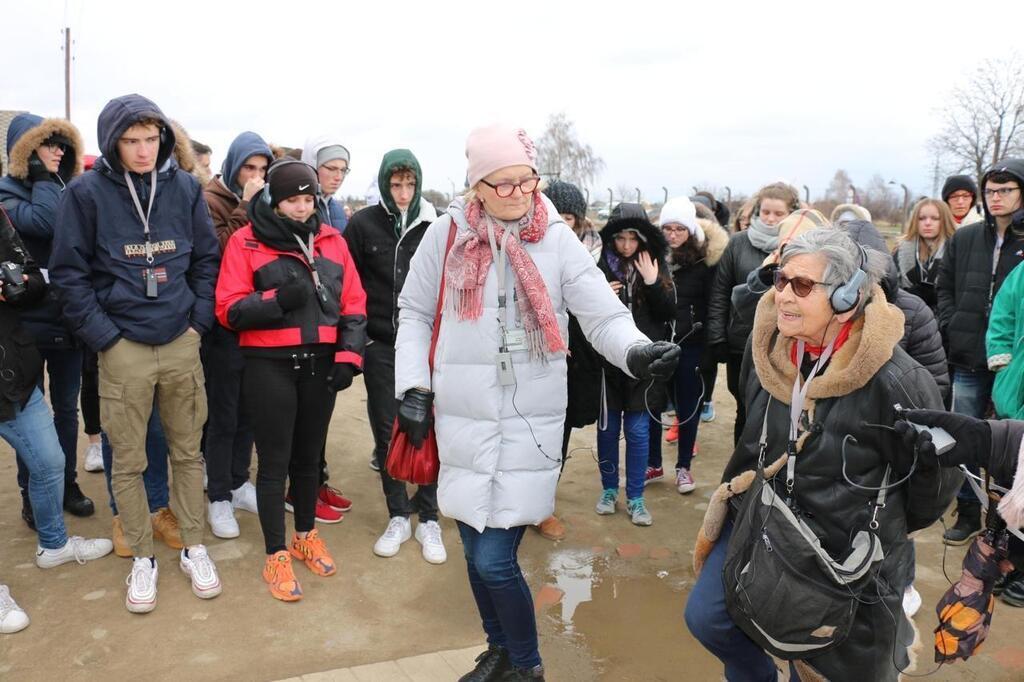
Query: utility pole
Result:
<box><xmin>64</xmin><ymin>27</ymin><xmax>71</xmax><ymax>120</ymax></box>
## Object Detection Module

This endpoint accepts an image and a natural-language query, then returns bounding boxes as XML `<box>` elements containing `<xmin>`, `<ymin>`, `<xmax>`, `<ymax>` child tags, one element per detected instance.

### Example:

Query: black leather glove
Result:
<box><xmin>27</xmin><ymin>152</ymin><xmax>52</xmax><ymax>183</ymax></box>
<box><xmin>627</xmin><ymin>341</ymin><xmax>682</xmax><ymax>381</ymax></box>
<box><xmin>397</xmin><ymin>388</ymin><xmax>434</xmax><ymax>448</ymax></box>
<box><xmin>326</xmin><ymin>363</ymin><xmax>354</xmax><ymax>392</ymax></box>
<box><xmin>894</xmin><ymin>408</ymin><xmax>991</xmax><ymax>469</ymax></box>
<box><xmin>275</xmin><ymin>274</ymin><xmax>312</xmax><ymax>311</ymax></box>
<box><xmin>712</xmin><ymin>342</ymin><xmax>731</xmax><ymax>364</ymax></box>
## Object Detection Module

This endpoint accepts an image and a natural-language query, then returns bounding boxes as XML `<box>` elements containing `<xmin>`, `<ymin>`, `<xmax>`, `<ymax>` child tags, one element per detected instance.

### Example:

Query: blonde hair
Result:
<box><xmin>902</xmin><ymin>198</ymin><xmax>956</xmax><ymax>244</ymax></box>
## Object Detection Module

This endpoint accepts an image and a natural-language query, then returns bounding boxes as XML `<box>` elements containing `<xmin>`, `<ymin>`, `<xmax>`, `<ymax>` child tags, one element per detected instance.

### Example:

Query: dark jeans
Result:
<box><xmin>246</xmin><ymin>354</ymin><xmax>336</xmax><ymax>554</ymax></box>
<box><xmin>16</xmin><ymin>347</ymin><xmax>83</xmax><ymax>492</ymax></box>
<box><xmin>685</xmin><ymin>521</ymin><xmax>784</xmax><ymax>682</ymax></box>
<box><xmin>649</xmin><ymin>344</ymin><xmax>703</xmax><ymax>471</ymax></box>
<box><xmin>726</xmin><ymin>352</ymin><xmax>746</xmax><ymax>445</ymax></box>
<box><xmin>699</xmin><ymin>347</ymin><xmax>718</xmax><ymax>406</ymax></box>
<box><xmin>102</xmin><ymin>403</ymin><xmax>170</xmax><ymax>515</ymax></box>
<box><xmin>81</xmin><ymin>350</ymin><xmax>101</xmax><ymax>435</ymax></box>
<box><xmin>364</xmin><ymin>341</ymin><xmax>437</xmax><ymax>522</ymax></box>
<box><xmin>951</xmin><ymin>368</ymin><xmax>994</xmax><ymax>502</ymax></box>
<box><xmin>457</xmin><ymin>522</ymin><xmax>541</xmax><ymax>670</ymax></box>
<box><xmin>201</xmin><ymin>324</ymin><xmax>254</xmax><ymax>502</ymax></box>
<box><xmin>597</xmin><ymin>409</ymin><xmax>647</xmax><ymax>500</ymax></box>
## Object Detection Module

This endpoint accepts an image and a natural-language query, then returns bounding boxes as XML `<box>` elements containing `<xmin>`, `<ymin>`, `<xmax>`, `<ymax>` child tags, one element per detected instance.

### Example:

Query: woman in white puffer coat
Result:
<box><xmin>394</xmin><ymin>125</ymin><xmax>680</xmax><ymax>681</ymax></box>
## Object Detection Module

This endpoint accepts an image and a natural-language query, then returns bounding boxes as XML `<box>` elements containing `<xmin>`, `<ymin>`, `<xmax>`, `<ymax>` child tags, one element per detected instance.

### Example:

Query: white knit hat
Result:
<box><xmin>659</xmin><ymin>197</ymin><xmax>704</xmax><ymax>244</ymax></box>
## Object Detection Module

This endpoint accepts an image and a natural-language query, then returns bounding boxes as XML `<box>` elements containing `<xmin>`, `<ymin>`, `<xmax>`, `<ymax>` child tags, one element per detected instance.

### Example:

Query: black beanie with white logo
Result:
<box><xmin>267</xmin><ymin>160</ymin><xmax>319</xmax><ymax>207</ymax></box>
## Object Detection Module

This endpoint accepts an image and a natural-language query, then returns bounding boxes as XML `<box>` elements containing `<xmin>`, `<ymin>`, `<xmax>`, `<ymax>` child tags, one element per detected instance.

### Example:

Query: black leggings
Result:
<box><xmin>244</xmin><ymin>353</ymin><xmax>336</xmax><ymax>554</ymax></box>
<box><xmin>81</xmin><ymin>350</ymin><xmax>101</xmax><ymax>436</ymax></box>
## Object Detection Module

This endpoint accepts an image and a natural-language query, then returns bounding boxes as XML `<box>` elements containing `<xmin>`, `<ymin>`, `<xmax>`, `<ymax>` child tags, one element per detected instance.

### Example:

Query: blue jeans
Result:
<box><xmin>597</xmin><ymin>409</ymin><xmax>648</xmax><ymax>500</ymax></box>
<box><xmin>685</xmin><ymin>521</ymin><xmax>782</xmax><ymax>682</ymax></box>
<box><xmin>16</xmin><ymin>347</ymin><xmax>83</xmax><ymax>492</ymax></box>
<box><xmin>456</xmin><ymin>522</ymin><xmax>540</xmax><ymax>670</ymax></box>
<box><xmin>102</xmin><ymin>402</ymin><xmax>170</xmax><ymax>515</ymax></box>
<box><xmin>1</xmin><ymin>389</ymin><xmax>68</xmax><ymax>549</ymax></box>
<box><xmin>952</xmin><ymin>368</ymin><xmax>994</xmax><ymax>502</ymax></box>
<box><xmin>649</xmin><ymin>344</ymin><xmax>703</xmax><ymax>471</ymax></box>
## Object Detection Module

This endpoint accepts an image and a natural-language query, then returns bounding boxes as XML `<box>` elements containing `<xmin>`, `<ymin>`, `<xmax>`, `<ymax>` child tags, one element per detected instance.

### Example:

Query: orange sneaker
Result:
<box><xmin>665</xmin><ymin>418</ymin><xmax>680</xmax><ymax>443</ymax></box>
<box><xmin>289</xmin><ymin>529</ymin><xmax>337</xmax><ymax>577</ymax></box>
<box><xmin>263</xmin><ymin>551</ymin><xmax>302</xmax><ymax>602</ymax></box>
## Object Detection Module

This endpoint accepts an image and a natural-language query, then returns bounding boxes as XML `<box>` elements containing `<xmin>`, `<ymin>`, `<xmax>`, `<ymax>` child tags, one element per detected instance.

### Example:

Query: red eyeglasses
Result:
<box><xmin>480</xmin><ymin>176</ymin><xmax>540</xmax><ymax>198</ymax></box>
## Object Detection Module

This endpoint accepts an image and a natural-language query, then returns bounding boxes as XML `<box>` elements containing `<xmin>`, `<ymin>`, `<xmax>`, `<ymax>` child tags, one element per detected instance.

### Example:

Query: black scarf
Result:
<box><xmin>248</xmin><ymin>194</ymin><xmax>319</xmax><ymax>252</ymax></box>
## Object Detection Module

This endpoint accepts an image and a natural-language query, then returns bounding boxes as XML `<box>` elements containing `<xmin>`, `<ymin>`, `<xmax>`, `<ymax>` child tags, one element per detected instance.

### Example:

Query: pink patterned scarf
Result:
<box><xmin>444</xmin><ymin>197</ymin><xmax>567</xmax><ymax>357</ymax></box>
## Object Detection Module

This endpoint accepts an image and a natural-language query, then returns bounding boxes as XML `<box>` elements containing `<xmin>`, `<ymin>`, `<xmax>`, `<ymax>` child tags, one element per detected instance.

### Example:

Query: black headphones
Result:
<box><xmin>829</xmin><ymin>243</ymin><xmax>869</xmax><ymax>314</ymax></box>
<box><xmin>261</xmin><ymin>158</ymin><xmax>321</xmax><ymax>206</ymax></box>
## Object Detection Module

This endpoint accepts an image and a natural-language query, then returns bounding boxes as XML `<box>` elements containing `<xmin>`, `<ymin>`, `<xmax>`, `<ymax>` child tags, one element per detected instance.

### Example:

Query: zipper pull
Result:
<box><xmin>292</xmin><ymin>354</ymin><xmax>299</xmax><ymax>370</ymax></box>
<box><xmin>762</xmin><ymin>532</ymin><xmax>773</xmax><ymax>553</ymax></box>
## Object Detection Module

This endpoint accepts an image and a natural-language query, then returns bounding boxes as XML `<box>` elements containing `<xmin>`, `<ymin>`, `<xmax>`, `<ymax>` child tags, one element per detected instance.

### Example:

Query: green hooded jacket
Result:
<box><xmin>377</xmin><ymin>149</ymin><xmax>422</xmax><ymax>236</ymax></box>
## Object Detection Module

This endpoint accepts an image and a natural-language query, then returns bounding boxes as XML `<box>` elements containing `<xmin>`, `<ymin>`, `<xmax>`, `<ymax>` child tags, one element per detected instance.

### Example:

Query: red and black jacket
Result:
<box><xmin>215</xmin><ymin>221</ymin><xmax>367</xmax><ymax>368</ymax></box>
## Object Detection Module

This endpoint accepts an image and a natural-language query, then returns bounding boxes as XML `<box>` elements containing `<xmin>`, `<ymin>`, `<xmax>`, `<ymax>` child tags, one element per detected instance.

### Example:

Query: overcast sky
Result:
<box><xmin>3</xmin><ymin>0</ymin><xmax>1022</xmax><ymax>204</ymax></box>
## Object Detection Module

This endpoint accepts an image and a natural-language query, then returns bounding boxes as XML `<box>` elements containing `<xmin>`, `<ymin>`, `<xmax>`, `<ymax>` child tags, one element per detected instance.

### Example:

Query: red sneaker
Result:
<box><xmin>665</xmin><ymin>419</ymin><xmax>679</xmax><ymax>443</ymax></box>
<box><xmin>318</xmin><ymin>484</ymin><xmax>353</xmax><ymax>512</ymax></box>
<box><xmin>644</xmin><ymin>466</ymin><xmax>664</xmax><ymax>486</ymax></box>
<box><xmin>284</xmin><ymin>496</ymin><xmax>344</xmax><ymax>524</ymax></box>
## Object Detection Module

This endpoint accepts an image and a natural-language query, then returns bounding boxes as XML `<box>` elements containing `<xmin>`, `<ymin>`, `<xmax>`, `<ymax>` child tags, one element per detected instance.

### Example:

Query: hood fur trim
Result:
<box><xmin>169</xmin><ymin>121</ymin><xmax>196</xmax><ymax>174</ymax></box>
<box><xmin>751</xmin><ymin>284</ymin><xmax>906</xmax><ymax>404</ymax></box>
<box><xmin>8</xmin><ymin>118</ymin><xmax>84</xmax><ymax>180</ymax></box>
<box><xmin>701</xmin><ymin>218</ymin><xmax>730</xmax><ymax>266</ymax></box>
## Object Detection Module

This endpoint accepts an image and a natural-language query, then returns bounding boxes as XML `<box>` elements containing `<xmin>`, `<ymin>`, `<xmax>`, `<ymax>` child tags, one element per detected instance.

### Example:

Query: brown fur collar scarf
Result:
<box><xmin>751</xmin><ymin>284</ymin><xmax>905</xmax><ymax>405</ymax></box>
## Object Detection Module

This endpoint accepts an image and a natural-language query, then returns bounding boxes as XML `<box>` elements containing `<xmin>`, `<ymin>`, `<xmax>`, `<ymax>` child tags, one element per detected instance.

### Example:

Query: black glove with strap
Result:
<box><xmin>275</xmin><ymin>274</ymin><xmax>312</xmax><ymax>311</ymax></box>
<box><xmin>397</xmin><ymin>388</ymin><xmax>434</xmax><ymax>448</ymax></box>
<box><xmin>626</xmin><ymin>341</ymin><xmax>682</xmax><ymax>381</ymax></box>
<box><xmin>27</xmin><ymin>152</ymin><xmax>52</xmax><ymax>184</ymax></box>
<box><xmin>894</xmin><ymin>408</ymin><xmax>991</xmax><ymax>469</ymax></box>
<box><xmin>326</xmin><ymin>363</ymin><xmax>355</xmax><ymax>392</ymax></box>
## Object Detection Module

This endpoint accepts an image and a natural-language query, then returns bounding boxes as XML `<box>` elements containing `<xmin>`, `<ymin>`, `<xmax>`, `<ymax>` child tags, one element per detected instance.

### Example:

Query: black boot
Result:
<box><xmin>942</xmin><ymin>499</ymin><xmax>981</xmax><ymax>546</ymax></box>
<box><xmin>995</xmin><ymin>570</ymin><xmax>1022</xmax><ymax>596</ymax></box>
<box><xmin>64</xmin><ymin>482</ymin><xmax>95</xmax><ymax>517</ymax></box>
<box><xmin>20</xmin><ymin>491</ymin><xmax>35</xmax><ymax>530</ymax></box>
<box><xmin>1001</xmin><ymin>573</ymin><xmax>1024</xmax><ymax>607</ymax></box>
<box><xmin>458</xmin><ymin>646</ymin><xmax>509</xmax><ymax>682</ymax></box>
<box><xmin>500</xmin><ymin>665</ymin><xmax>545</xmax><ymax>681</ymax></box>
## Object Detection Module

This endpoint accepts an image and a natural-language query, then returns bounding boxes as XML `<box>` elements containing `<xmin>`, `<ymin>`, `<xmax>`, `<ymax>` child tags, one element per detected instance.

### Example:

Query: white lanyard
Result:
<box><xmin>485</xmin><ymin>215</ymin><xmax>514</xmax><ymax>317</ymax></box>
<box><xmin>124</xmin><ymin>169</ymin><xmax>157</xmax><ymax>264</ymax></box>
<box><xmin>292</xmin><ymin>233</ymin><xmax>324</xmax><ymax>292</ymax></box>
<box><xmin>786</xmin><ymin>338</ymin><xmax>836</xmax><ymax>492</ymax></box>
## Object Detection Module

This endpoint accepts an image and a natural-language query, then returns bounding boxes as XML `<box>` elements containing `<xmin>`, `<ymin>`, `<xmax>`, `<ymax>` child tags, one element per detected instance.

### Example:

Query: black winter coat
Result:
<box><xmin>729</xmin><ymin>288</ymin><xmax>962</xmax><ymax>681</ymax></box>
<box><xmin>0</xmin><ymin>209</ymin><xmax>48</xmax><ymax>421</ymax></box>
<box><xmin>707</xmin><ymin>231</ymin><xmax>770</xmax><ymax>354</ymax></box>
<box><xmin>344</xmin><ymin>202</ymin><xmax>435</xmax><ymax>346</ymax></box>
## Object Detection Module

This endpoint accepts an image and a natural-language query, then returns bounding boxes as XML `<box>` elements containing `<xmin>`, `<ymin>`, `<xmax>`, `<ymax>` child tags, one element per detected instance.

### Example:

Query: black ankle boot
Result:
<box><xmin>500</xmin><ymin>664</ymin><xmax>545</xmax><ymax>681</ymax></box>
<box><xmin>21</xmin><ymin>491</ymin><xmax>35</xmax><ymax>530</ymax></box>
<box><xmin>942</xmin><ymin>499</ymin><xmax>981</xmax><ymax>545</ymax></box>
<box><xmin>458</xmin><ymin>645</ymin><xmax>509</xmax><ymax>682</ymax></box>
<box><xmin>64</xmin><ymin>482</ymin><xmax>95</xmax><ymax>517</ymax></box>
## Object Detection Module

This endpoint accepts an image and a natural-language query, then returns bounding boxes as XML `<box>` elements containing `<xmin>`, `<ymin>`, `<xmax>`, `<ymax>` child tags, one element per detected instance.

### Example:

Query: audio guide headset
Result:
<box><xmin>828</xmin><ymin>243</ymin><xmax>868</xmax><ymax>314</ymax></box>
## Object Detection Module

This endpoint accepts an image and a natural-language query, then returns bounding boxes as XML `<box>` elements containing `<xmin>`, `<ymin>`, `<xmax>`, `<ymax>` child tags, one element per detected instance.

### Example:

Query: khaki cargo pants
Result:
<box><xmin>99</xmin><ymin>330</ymin><xmax>208</xmax><ymax>557</ymax></box>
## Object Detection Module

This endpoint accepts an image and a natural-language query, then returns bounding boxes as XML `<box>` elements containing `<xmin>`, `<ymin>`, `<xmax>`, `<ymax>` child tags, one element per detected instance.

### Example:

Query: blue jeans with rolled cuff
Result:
<box><xmin>597</xmin><ymin>409</ymin><xmax>648</xmax><ymax>500</ymax></box>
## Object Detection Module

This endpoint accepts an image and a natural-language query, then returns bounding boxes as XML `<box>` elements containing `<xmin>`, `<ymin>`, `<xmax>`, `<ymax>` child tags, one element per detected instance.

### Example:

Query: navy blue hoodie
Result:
<box><xmin>50</xmin><ymin>94</ymin><xmax>220</xmax><ymax>352</ymax></box>
<box><xmin>219</xmin><ymin>131</ymin><xmax>273</xmax><ymax>198</ymax></box>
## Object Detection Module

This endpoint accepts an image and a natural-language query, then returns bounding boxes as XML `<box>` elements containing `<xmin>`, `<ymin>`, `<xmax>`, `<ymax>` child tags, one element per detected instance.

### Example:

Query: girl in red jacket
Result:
<box><xmin>215</xmin><ymin>159</ymin><xmax>367</xmax><ymax>601</ymax></box>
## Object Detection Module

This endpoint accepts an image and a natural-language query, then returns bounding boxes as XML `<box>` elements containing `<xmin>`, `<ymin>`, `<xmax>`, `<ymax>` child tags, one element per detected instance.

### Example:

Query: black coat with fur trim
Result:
<box><xmin>725</xmin><ymin>287</ymin><xmax>962</xmax><ymax>681</ymax></box>
<box><xmin>597</xmin><ymin>216</ymin><xmax>674</xmax><ymax>412</ymax></box>
<box><xmin>707</xmin><ymin>230</ymin><xmax>771</xmax><ymax>354</ymax></box>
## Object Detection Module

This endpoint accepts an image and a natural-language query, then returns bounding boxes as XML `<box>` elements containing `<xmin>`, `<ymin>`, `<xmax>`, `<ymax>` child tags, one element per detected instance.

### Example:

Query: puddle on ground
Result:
<box><xmin>547</xmin><ymin>549</ymin><xmax>600</xmax><ymax>632</ymax></box>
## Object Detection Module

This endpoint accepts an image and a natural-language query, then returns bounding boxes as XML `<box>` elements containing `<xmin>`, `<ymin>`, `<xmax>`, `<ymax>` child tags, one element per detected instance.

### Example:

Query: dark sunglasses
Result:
<box><xmin>480</xmin><ymin>176</ymin><xmax>540</xmax><ymax>198</ymax></box>
<box><xmin>773</xmin><ymin>270</ymin><xmax>829</xmax><ymax>297</ymax></box>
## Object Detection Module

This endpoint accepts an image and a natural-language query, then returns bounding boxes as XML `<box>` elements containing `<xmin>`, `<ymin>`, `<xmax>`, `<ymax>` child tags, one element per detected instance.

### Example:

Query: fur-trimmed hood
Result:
<box><xmin>700</xmin><ymin>217</ymin><xmax>729</xmax><ymax>266</ymax></box>
<box><xmin>599</xmin><ymin>213</ymin><xmax>668</xmax><ymax>263</ymax></box>
<box><xmin>751</xmin><ymin>284</ymin><xmax>906</xmax><ymax>404</ymax></box>
<box><xmin>169</xmin><ymin>121</ymin><xmax>197</xmax><ymax>174</ymax></box>
<box><xmin>6</xmin><ymin>114</ymin><xmax>84</xmax><ymax>181</ymax></box>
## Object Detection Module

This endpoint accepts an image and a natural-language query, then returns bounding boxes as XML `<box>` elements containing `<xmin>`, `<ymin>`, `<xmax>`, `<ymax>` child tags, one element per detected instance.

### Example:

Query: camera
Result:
<box><xmin>1</xmin><ymin>262</ymin><xmax>26</xmax><ymax>301</ymax></box>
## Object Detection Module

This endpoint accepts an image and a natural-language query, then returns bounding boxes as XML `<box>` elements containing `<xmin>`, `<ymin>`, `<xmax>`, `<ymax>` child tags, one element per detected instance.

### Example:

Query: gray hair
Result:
<box><xmin>780</xmin><ymin>227</ymin><xmax>888</xmax><ymax>313</ymax></box>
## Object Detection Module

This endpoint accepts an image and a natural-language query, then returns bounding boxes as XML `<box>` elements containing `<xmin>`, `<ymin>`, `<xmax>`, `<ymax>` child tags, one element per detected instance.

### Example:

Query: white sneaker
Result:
<box><xmin>180</xmin><ymin>545</ymin><xmax>222</xmax><ymax>599</ymax></box>
<box><xmin>231</xmin><ymin>481</ymin><xmax>258</xmax><ymax>514</ymax></box>
<box><xmin>208</xmin><ymin>500</ymin><xmax>239</xmax><ymax>539</ymax></box>
<box><xmin>125</xmin><ymin>557</ymin><xmax>158</xmax><ymax>613</ymax></box>
<box><xmin>373</xmin><ymin>516</ymin><xmax>412</xmax><ymax>558</ymax></box>
<box><xmin>415</xmin><ymin>520</ymin><xmax>447</xmax><ymax>564</ymax></box>
<box><xmin>35</xmin><ymin>536</ymin><xmax>114</xmax><ymax>568</ymax></box>
<box><xmin>0</xmin><ymin>585</ymin><xmax>29</xmax><ymax>634</ymax></box>
<box><xmin>903</xmin><ymin>585</ymin><xmax>922</xmax><ymax>618</ymax></box>
<box><xmin>83</xmin><ymin>442</ymin><xmax>104</xmax><ymax>472</ymax></box>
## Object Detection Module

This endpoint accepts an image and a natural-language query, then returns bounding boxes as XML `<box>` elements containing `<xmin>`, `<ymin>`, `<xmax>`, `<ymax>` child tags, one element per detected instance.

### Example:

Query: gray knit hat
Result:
<box><xmin>543</xmin><ymin>180</ymin><xmax>587</xmax><ymax>219</ymax></box>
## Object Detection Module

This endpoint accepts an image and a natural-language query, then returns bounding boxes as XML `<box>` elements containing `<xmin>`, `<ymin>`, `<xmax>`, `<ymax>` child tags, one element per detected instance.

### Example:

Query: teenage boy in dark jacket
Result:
<box><xmin>0</xmin><ymin>113</ymin><xmax>96</xmax><ymax>523</ymax></box>
<box><xmin>50</xmin><ymin>93</ymin><xmax>223</xmax><ymax>614</ymax></box>
<box><xmin>344</xmin><ymin>149</ymin><xmax>446</xmax><ymax>563</ymax></box>
<box><xmin>937</xmin><ymin>158</ymin><xmax>1024</xmax><ymax>548</ymax></box>
<box><xmin>201</xmin><ymin>131</ymin><xmax>273</xmax><ymax>539</ymax></box>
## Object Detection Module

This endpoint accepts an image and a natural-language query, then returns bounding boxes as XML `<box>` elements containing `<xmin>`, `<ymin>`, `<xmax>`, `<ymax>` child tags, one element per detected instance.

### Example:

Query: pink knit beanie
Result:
<box><xmin>465</xmin><ymin>124</ymin><xmax>538</xmax><ymax>189</ymax></box>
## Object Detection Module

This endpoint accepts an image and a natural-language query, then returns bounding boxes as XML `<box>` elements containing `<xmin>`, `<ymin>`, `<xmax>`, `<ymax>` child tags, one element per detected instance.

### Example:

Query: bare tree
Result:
<box><xmin>930</xmin><ymin>53</ymin><xmax>1024</xmax><ymax>179</ymax></box>
<box><xmin>535</xmin><ymin>113</ymin><xmax>605</xmax><ymax>190</ymax></box>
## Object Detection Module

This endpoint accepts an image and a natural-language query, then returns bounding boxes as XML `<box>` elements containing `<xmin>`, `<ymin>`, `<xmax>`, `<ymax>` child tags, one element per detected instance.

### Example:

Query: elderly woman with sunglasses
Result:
<box><xmin>685</xmin><ymin>228</ymin><xmax>961</xmax><ymax>682</ymax></box>
<box><xmin>394</xmin><ymin>125</ymin><xmax>679</xmax><ymax>681</ymax></box>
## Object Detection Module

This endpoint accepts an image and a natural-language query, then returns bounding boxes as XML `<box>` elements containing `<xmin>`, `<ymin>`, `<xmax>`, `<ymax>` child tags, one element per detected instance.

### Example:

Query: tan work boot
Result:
<box><xmin>535</xmin><ymin>515</ymin><xmax>566</xmax><ymax>541</ymax></box>
<box><xmin>112</xmin><ymin>516</ymin><xmax>132</xmax><ymax>557</ymax></box>
<box><xmin>151</xmin><ymin>507</ymin><xmax>184</xmax><ymax>549</ymax></box>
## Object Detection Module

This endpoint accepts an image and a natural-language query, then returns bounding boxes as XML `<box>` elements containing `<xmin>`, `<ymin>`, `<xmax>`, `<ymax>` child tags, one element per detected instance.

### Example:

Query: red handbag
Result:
<box><xmin>386</xmin><ymin>221</ymin><xmax>457</xmax><ymax>485</ymax></box>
